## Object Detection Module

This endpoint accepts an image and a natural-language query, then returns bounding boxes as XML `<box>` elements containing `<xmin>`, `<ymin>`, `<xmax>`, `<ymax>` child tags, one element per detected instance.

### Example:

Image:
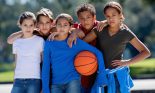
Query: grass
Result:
<box><xmin>0</xmin><ymin>62</ymin><xmax>14</xmax><ymax>83</ymax></box>
<box><xmin>0</xmin><ymin>71</ymin><xmax>14</xmax><ymax>82</ymax></box>
<box><xmin>130</xmin><ymin>58</ymin><xmax>155</xmax><ymax>78</ymax></box>
<box><xmin>0</xmin><ymin>59</ymin><xmax>154</xmax><ymax>82</ymax></box>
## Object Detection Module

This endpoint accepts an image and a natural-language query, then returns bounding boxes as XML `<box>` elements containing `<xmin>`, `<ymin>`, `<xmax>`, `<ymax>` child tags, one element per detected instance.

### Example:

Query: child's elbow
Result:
<box><xmin>146</xmin><ymin>49</ymin><xmax>151</xmax><ymax>57</ymax></box>
<box><xmin>144</xmin><ymin>48</ymin><xmax>151</xmax><ymax>58</ymax></box>
<box><xmin>7</xmin><ymin>38</ymin><xmax>13</xmax><ymax>44</ymax></box>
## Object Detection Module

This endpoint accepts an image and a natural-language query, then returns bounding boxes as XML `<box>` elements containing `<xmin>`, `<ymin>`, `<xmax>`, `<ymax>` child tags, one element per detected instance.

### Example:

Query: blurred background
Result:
<box><xmin>0</xmin><ymin>0</ymin><xmax>155</xmax><ymax>91</ymax></box>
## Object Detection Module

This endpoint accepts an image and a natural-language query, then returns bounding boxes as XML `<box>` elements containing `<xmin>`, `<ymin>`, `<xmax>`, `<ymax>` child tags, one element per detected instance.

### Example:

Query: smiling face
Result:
<box><xmin>20</xmin><ymin>18</ymin><xmax>35</xmax><ymax>37</ymax></box>
<box><xmin>78</xmin><ymin>11</ymin><xmax>96</xmax><ymax>30</ymax></box>
<box><xmin>104</xmin><ymin>7</ymin><xmax>122</xmax><ymax>27</ymax></box>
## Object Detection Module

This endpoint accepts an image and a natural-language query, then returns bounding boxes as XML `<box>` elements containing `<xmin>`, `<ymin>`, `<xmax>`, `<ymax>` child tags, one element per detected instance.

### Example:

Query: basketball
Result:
<box><xmin>74</xmin><ymin>51</ymin><xmax>98</xmax><ymax>76</ymax></box>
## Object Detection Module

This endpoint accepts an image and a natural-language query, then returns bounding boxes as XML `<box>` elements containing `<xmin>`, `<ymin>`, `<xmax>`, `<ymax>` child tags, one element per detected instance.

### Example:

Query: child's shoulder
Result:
<box><xmin>34</xmin><ymin>35</ymin><xmax>44</xmax><ymax>41</ymax></box>
<box><xmin>120</xmin><ymin>25</ymin><xmax>134</xmax><ymax>33</ymax></box>
<box><xmin>120</xmin><ymin>25</ymin><xmax>136</xmax><ymax>38</ymax></box>
<box><xmin>76</xmin><ymin>38</ymin><xmax>87</xmax><ymax>45</ymax></box>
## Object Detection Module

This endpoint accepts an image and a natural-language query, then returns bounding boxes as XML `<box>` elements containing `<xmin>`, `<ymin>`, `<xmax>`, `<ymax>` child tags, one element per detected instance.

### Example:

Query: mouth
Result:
<box><xmin>25</xmin><ymin>31</ymin><xmax>31</xmax><ymax>33</ymax></box>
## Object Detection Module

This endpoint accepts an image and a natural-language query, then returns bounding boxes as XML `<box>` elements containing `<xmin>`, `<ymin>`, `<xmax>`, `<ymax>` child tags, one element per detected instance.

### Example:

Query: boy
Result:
<box><xmin>69</xmin><ymin>4</ymin><xmax>107</xmax><ymax>93</ymax></box>
<box><xmin>7</xmin><ymin>7</ymin><xmax>54</xmax><ymax>43</ymax></box>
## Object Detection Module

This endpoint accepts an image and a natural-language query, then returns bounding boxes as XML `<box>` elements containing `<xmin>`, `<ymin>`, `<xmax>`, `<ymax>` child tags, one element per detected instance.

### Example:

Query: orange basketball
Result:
<box><xmin>74</xmin><ymin>51</ymin><xmax>98</xmax><ymax>76</ymax></box>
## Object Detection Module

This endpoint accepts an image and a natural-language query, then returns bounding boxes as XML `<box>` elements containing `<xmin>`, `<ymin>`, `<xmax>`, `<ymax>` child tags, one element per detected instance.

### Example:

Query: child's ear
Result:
<box><xmin>120</xmin><ymin>14</ymin><xmax>125</xmax><ymax>22</ymax></box>
<box><xmin>94</xmin><ymin>15</ymin><xmax>96</xmax><ymax>20</ymax></box>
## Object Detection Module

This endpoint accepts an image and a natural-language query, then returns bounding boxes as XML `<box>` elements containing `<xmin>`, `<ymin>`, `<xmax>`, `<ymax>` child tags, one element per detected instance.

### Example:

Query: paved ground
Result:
<box><xmin>0</xmin><ymin>79</ymin><xmax>155</xmax><ymax>93</ymax></box>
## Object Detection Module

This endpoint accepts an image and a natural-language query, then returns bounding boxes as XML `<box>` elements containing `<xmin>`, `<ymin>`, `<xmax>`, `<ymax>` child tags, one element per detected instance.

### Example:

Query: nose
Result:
<box><xmin>26</xmin><ymin>26</ymin><xmax>31</xmax><ymax>31</ymax></box>
<box><xmin>83</xmin><ymin>18</ymin><xmax>88</xmax><ymax>24</ymax></box>
<box><xmin>43</xmin><ymin>24</ymin><xmax>46</xmax><ymax>29</ymax></box>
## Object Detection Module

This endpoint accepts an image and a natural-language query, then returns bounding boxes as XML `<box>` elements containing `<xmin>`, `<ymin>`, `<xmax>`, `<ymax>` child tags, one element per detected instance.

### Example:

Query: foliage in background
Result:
<box><xmin>0</xmin><ymin>0</ymin><xmax>155</xmax><ymax>79</ymax></box>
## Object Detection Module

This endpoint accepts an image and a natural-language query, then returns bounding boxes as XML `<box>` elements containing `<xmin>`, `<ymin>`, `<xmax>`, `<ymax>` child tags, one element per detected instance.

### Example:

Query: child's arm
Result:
<box><xmin>97</xmin><ymin>20</ymin><xmax>108</xmax><ymax>32</ymax></box>
<box><xmin>111</xmin><ymin>36</ymin><xmax>151</xmax><ymax>67</ymax></box>
<box><xmin>7</xmin><ymin>31</ymin><xmax>23</xmax><ymax>44</ymax></box>
<box><xmin>77</xmin><ymin>39</ymin><xmax>108</xmax><ymax>86</ymax></box>
<box><xmin>42</xmin><ymin>41</ymin><xmax>51</xmax><ymax>93</ymax></box>
<box><xmin>67</xmin><ymin>28</ymin><xmax>85</xmax><ymax>48</ymax></box>
<box><xmin>83</xmin><ymin>29</ymin><xmax>97</xmax><ymax>43</ymax></box>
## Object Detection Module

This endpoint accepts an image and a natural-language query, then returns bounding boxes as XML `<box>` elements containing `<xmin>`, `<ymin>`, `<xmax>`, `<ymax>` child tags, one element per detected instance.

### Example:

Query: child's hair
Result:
<box><xmin>36</xmin><ymin>7</ymin><xmax>54</xmax><ymax>23</ymax></box>
<box><xmin>103</xmin><ymin>1</ymin><xmax>124</xmax><ymax>21</ymax></box>
<box><xmin>76</xmin><ymin>3</ymin><xmax>96</xmax><ymax>17</ymax></box>
<box><xmin>103</xmin><ymin>1</ymin><xmax>122</xmax><ymax>14</ymax></box>
<box><xmin>17</xmin><ymin>11</ymin><xmax>36</xmax><ymax>26</ymax></box>
<box><xmin>55</xmin><ymin>13</ymin><xmax>73</xmax><ymax>26</ymax></box>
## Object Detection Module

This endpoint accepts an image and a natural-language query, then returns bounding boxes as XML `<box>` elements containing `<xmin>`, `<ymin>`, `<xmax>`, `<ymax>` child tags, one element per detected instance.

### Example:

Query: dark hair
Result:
<box><xmin>36</xmin><ymin>8</ymin><xmax>54</xmax><ymax>23</ymax></box>
<box><xmin>103</xmin><ymin>1</ymin><xmax>123</xmax><ymax>14</ymax></box>
<box><xmin>17</xmin><ymin>11</ymin><xmax>36</xmax><ymax>26</ymax></box>
<box><xmin>76</xmin><ymin>3</ymin><xmax>96</xmax><ymax>17</ymax></box>
<box><xmin>55</xmin><ymin>13</ymin><xmax>73</xmax><ymax>26</ymax></box>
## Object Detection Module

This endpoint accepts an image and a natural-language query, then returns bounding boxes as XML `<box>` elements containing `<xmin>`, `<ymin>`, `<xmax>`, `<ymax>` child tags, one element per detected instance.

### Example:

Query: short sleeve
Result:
<box><xmin>12</xmin><ymin>41</ymin><xmax>17</xmax><ymax>54</ymax></box>
<box><xmin>126</xmin><ymin>29</ymin><xmax>136</xmax><ymax>41</ymax></box>
<box><xmin>40</xmin><ymin>38</ymin><xmax>45</xmax><ymax>52</ymax></box>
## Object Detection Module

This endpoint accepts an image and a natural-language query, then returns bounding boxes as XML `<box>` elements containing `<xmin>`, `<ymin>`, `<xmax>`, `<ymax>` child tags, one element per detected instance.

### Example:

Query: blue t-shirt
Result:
<box><xmin>42</xmin><ymin>38</ymin><xmax>107</xmax><ymax>93</ymax></box>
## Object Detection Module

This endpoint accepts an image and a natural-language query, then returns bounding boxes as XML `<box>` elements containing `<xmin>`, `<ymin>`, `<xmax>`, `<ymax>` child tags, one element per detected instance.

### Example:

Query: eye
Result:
<box><xmin>46</xmin><ymin>22</ymin><xmax>50</xmax><ymax>24</ymax></box>
<box><xmin>112</xmin><ymin>14</ymin><xmax>116</xmax><ymax>16</ymax></box>
<box><xmin>30</xmin><ymin>24</ymin><xmax>34</xmax><ymax>27</ymax></box>
<box><xmin>23</xmin><ymin>24</ymin><xmax>27</xmax><ymax>26</ymax></box>
<box><xmin>56</xmin><ymin>24</ymin><xmax>61</xmax><ymax>27</ymax></box>
<box><xmin>64</xmin><ymin>24</ymin><xmax>68</xmax><ymax>26</ymax></box>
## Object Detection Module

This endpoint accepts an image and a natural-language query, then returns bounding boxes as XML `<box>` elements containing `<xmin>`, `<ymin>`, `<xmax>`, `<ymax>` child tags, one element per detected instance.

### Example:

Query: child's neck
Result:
<box><xmin>22</xmin><ymin>34</ymin><xmax>33</xmax><ymax>39</ymax></box>
<box><xmin>108</xmin><ymin>24</ymin><xmax>121</xmax><ymax>33</ymax></box>
<box><xmin>55</xmin><ymin>33</ymin><xmax>68</xmax><ymax>41</ymax></box>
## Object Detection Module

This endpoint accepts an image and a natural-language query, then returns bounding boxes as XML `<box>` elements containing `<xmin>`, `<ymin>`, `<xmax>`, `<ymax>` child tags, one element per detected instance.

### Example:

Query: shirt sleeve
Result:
<box><xmin>76</xmin><ymin>39</ymin><xmax>108</xmax><ymax>86</ymax></box>
<box><xmin>12</xmin><ymin>41</ymin><xmax>17</xmax><ymax>54</ymax></box>
<box><xmin>40</xmin><ymin>38</ymin><xmax>45</xmax><ymax>52</ymax></box>
<box><xmin>42</xmin><ymin>41</ymin><xmax>51</xmax><ymax>93</ymax></box>
<box><xmin>126</xmin><ymin>29</ymin><xmax>136</xmax><ymax>41</ymax></box>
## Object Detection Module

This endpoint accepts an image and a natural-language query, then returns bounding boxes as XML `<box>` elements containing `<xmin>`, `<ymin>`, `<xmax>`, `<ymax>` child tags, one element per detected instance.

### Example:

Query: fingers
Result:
<box><xmin>67</xmin><ymin>38</ymin><xmax>73</xmax><ymax>48</ymax></box>
<box><xmin>78</xmin><ymin>31</ymin><xmax>85</xmax><ymax>39</ymax></box>
<box><xmin>97</xmin><ymin>24</ymin><xmax>104</xmax><ymax>32</ymax></box>
<box><xmin>67</xmin><ymin>34</ymin><xmax>77</xmax><ymax>48</ymax></box>
<box><xmin>48</xmin><ymin>32</ymin><xmax>59</xmax><ymax>41</ymax></box>
<box><xmin>97</xmin><ymin>21</ymin><xmax>108</xmax><ymax>32</ymax></box>
<box><xmin>74</xmin><ymin>38</ymin><xmax>77</xmax><ymax>45</ymax></box>
<box><xmin>111</xmin><ymin>60</ymin><xmax>122</xmax><ymax>68</ymax></box>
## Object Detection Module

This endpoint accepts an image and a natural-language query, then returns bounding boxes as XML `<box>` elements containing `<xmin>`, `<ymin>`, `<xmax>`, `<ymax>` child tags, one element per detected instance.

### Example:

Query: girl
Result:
<box><xmin>83</xmin><ymin>1</ymin><xmax>150</xmax><ymax>93</ymax></box>
<box><xmin>42</xmin><ymin>13</ymin><xmax>108</xmax><ymax>93</ymax></box>
<box><xmin>11</xmin><ymin>11</ymin><xmax>44</xmax><ymax>93</ymax></box>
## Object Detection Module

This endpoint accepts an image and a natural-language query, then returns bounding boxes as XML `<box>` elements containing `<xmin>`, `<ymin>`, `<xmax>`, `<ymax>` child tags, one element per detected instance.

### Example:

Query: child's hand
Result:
<box><xmin>111</xmin><ymin>60</ymin><xmax>130</xmax><ymax>68</ymax></box>
<box><xmin>97</xmin><ymin>20</ymin><xmax>107</xmax><ymax>32</ymax></box>
<box><xmin>67</xmin><ymin>32</ymin><xmax>77</xmax><ymax>48</ymax></box>
<box><xmin>48</xmin><ymin>32</ymin><xmax>59</xmax><ymax>41</ymax></box>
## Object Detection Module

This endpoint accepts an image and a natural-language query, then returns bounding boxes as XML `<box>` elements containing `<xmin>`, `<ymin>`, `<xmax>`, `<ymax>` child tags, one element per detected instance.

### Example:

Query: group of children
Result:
<box><xmin>8</xmin><ymin>1</ymin><xmax>151</xmax><ymax>93</ymax></box>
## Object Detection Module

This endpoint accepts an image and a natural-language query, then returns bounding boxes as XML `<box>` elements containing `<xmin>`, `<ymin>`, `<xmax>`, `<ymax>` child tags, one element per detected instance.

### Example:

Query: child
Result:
<box><xmin>83</xmin><ymin>1</ymin><xmax>150</xmax><ymax>93</ymax></box>
<box><xmin>11</xmin><ymin>11</ymin><xmax>44</xmax><ymax>93</ymax></box>
<box><xmin>42</xmin><ymin>13</ymin><xmax>108</xmax><ymax>93</ymax></box>
<box><xmin>7</xmin><ymin>8</ymin><xmax>54</xmax><ymax>43</ymax></box>
<box><xmin>67</xmin><ymin>4</ymin><xmax>108</xmax><ymax>93</ymax></box>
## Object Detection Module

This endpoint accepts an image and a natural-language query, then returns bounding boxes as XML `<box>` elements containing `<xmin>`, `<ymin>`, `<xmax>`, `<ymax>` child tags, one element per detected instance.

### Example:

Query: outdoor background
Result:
<box><xmin>0</xmin><ymin>0</ymin><xmax>155</xmax><ymax>83</ymax></box>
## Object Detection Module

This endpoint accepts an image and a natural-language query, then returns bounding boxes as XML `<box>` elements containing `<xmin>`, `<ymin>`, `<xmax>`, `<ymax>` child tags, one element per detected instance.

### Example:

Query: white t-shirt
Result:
<box><xmin>13</xmin><ymin>35</ymin><xmax>44</xmax><ymax>79</ymax></box>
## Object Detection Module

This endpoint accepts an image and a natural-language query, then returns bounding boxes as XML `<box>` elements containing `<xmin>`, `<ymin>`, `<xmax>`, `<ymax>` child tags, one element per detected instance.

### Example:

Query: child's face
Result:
<box><xmin>37</xmin><ymin>16</ymin><xmax>53</xmax><ymax>35</ymax></box>
<box><xmin>56</xmin><ymin>18</ymin><xmax>71</xmax><ymax>35</ymax></box>
<box><xmin>20</xmin><ymin>18</ymin><xmax>35</xmax><ymax>36</ymax></box>
<box><xmin>104</xmin><ymin>7</ymin><xmax>122</xmax><ymax>27</ymax></box>
<box><xmin>78</xmin><ymin>11</ymin><xmax>96</xmax><ymax>30</ymax></box>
